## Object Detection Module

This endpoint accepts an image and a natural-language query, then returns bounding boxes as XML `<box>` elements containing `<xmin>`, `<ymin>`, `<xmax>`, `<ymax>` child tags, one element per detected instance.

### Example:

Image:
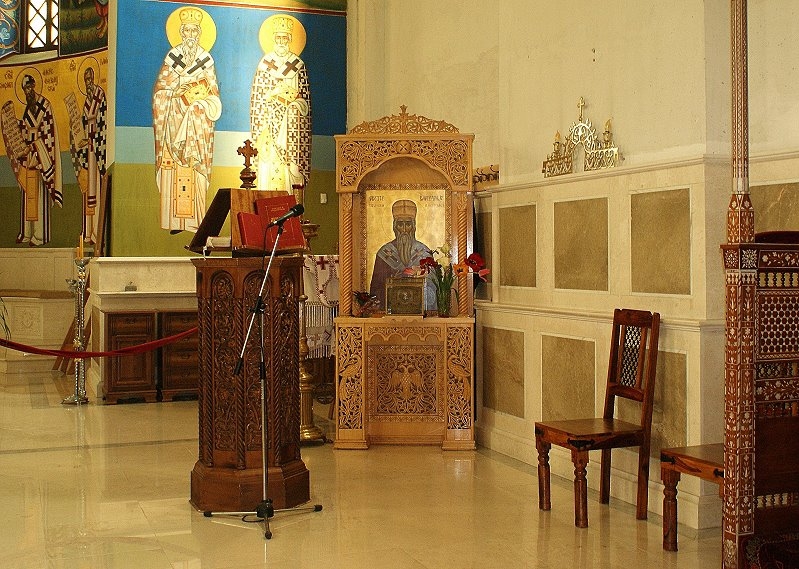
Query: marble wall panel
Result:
<box><xmin>476</xmin><ymin>210</ymin><xmax>493</xmax><ymax>300</ymax></box>
<box><xmin>482</xmin><ymin>326</ymin><xmax>525</xmax><ymax>418</ymax></box>
<box><xmin>0</xmin><ymin>248</ymin><xmax>76</xmax><ymax>291</ymax></box>
<box><xmin>541</xmin><ymin>335</ymin><xmax>595</xmax><ymax>421</ymax></box>
<box><xmin>499</xmin><ymin>205</ymin><xmax>536</xmax><ymax>288</ymax></box>
<box><xmin>751</xmin><ymin>182</ymin><xmax>799</xmax><ymax>232</ymax></box>
<box><xmin>631</xmin><ymin>188</ymin><xmax>691</xmax><ymax>295</ymax></box>
<box><xmin>554</xmin><ymin>198</ymin><xmax>608</xmax><ymax>291</ymax></box>
<box><xmin>618</xmin><ymin>350</ymin><xmax>687</xmax><ymax>457</ymax></box>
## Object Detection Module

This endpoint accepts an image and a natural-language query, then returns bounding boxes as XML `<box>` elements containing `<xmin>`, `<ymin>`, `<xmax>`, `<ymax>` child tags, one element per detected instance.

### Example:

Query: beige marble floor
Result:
<box><xmin>0</xmin><ymin>369</ymin><xmax>722</xmax><ymax>568</ymax></box>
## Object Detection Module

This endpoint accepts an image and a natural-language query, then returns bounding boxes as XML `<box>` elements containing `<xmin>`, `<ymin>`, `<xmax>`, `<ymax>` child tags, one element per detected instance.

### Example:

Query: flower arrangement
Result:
<box><xmin>412</xmin><ymin>243</ymin><xmax>489</xmax><ymax>317</ymax></box>
<box><xmin>352</xmin><ymin>290</ymin><xmax>380</xmax><ymax>317</ymax></box>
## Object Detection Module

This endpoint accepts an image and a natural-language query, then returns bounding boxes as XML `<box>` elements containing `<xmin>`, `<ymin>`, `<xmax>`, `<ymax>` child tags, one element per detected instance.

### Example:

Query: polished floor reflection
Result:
<box><xmin>0</xmin><ymin>370</ymin><xmax>722</xmax><ymax>568</ymax></box>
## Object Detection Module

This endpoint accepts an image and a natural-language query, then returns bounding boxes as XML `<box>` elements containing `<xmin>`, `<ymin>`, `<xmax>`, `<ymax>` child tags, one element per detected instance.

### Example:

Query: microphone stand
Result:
<box><xmin>203</xmin><ymin>219</ymin><xmax>322</xmax><ymax>539</ymax></box>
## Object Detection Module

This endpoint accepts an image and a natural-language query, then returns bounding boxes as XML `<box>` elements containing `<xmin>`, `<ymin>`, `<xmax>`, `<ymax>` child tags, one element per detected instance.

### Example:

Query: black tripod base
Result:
<box><xmin>255</xmin><ymin>498</ymin><xmax>274</xmax><ymax>520</ymax></box>
<box><xmin>202</xmin><ymin>499</ymin><xmax>323</xmax><ymax>539</ymax></box>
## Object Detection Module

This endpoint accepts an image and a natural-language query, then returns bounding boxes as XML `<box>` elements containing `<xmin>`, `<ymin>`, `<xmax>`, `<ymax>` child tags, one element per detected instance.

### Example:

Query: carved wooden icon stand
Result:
<box><xmin>333</xmin><ymin>107</ymin><xmax>477</xmax><ymax>450</ymax></box>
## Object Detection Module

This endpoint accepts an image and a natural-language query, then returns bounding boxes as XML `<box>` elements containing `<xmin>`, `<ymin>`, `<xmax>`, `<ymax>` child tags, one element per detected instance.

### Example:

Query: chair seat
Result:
<box><xmin>535</xmin><ymin>418</ymin><xmax>645</xmax><ymax>450</ymax></box>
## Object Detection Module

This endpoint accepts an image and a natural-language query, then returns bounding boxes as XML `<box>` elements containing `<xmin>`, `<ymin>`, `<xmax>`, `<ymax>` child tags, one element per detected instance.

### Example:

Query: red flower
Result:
<box><xmin>464</xmin><ymin>252</ymin><xmax>485</xmax><ymax>271</ymax></box>
<box><xmin>419</xmin><ymin>256</ymin><xmax>439</xmax><ymax>274</ymax></box>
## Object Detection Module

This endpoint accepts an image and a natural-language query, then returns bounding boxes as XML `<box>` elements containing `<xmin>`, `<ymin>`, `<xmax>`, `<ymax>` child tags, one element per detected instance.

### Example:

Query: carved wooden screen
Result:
<box><xmin>334</xmin><ymin>106</ymin><xmax>474</xmax><ymax>317</ymax></box>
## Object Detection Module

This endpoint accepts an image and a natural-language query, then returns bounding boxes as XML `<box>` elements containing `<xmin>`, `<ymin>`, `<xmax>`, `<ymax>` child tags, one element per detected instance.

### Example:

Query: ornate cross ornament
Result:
<box><xmin>542</xmin><ymin>97</ymin><xmax>621</xmax><ymax>178</ymax></box>
<box><xmin>237</xmin><ymin>139</ymin><xmax>258</xmax><ymax>189</ymax></box>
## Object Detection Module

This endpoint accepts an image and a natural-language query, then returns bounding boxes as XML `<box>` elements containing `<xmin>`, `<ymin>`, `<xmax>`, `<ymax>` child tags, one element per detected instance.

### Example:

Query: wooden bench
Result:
<box><xmin>660</xmin><ymin>443</ymin><xmax>724</xmax><ymax>552</ymax></box>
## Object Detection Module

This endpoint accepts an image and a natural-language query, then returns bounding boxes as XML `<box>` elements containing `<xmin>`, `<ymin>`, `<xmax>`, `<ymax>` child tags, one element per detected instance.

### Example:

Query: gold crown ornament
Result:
<box><xmin>272</xmin><ymin>17</ymin><xmax>294</xmax><ymax>35</ymax></box>
<box><xmin>179</xmin><ymin>8</ymin><xmax>203</xmax><ymax>26</ymax></box>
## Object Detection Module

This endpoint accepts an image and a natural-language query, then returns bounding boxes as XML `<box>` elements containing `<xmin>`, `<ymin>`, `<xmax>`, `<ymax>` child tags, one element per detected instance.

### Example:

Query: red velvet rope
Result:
<box><xmin>0</xmin><ymin>327</ymin><xmax>198</xmax><ymax>359</ymax></box>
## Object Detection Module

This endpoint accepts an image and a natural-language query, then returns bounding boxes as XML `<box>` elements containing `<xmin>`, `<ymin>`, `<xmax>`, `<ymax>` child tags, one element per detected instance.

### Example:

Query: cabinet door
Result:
<box><xmin>104</xmin><ymin>312</ymin><xmax>157</xmax><ymax>403</ymax></box>
<box><xmin>160</xmin><ymin>311</ymin><xmax>199</xmax><ymax>399</ymax></box>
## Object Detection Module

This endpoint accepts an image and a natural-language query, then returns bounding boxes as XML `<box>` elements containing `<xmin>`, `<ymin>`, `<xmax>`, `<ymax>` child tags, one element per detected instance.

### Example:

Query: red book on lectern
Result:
<box><xmin>236</xmin><ymin>194</ymin><xmax>307</xmax><ymax>254</ymax></box>
<box><xmin>236</xmin><ymin>211</ymin><xmax>268</xmax><ymax>251</ymax></box>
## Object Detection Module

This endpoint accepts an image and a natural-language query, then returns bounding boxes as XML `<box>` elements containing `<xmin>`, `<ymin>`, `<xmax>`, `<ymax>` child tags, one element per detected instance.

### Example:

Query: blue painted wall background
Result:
<box><xmin>116</xmin><ymin>0</ymin><xmax>346</xmax><ymax>136</ymax></box>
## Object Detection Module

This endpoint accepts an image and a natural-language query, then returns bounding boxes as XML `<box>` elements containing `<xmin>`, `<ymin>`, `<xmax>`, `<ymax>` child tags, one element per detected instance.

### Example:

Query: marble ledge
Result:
<box><xmin>89</xmin><ymin>289</ymin><xmax>197</xmax><ymax>313</ymax></box>
<box><xmin>474</xmin><ymin>301</ymin><xmax>725</xmax><ymax>330</ymax></box>
<box><xmin>481</xmin><ymin>153</ymin><xmax>720</xmax><ymax>195</ymax></box>
<box><xmin>89</xmin><ymin>290</ymin><xmax>196</xmax><ymax>299</ymax></box>
<box><xmin>89</xmin><ymin>256</ymin><xmax>196</xmax><ymax>294</ymax></box>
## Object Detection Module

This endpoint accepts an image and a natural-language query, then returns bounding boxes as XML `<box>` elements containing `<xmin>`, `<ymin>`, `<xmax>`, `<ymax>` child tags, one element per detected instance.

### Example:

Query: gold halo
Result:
<box><xmin>259</xmin><ymin>14</ymin><xmax>306</xmax><ymax>56</ymax></box>
<box><xmin>166</xmin><ymin>6</ymin><xmax>216</xmax><ymax>51</ymax></box>
<box><xmin>77</xmin><ymin>57</ymin><xmax>100</xmax><ymax>96</ymax></box>
<box><xmin>15</xmin><ymin>67</ymin><xmax>42</xmax><ymax>104</ymax></box>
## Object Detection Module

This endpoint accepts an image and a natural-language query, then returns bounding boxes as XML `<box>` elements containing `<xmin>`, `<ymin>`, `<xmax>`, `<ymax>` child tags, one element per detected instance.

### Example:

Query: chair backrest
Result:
<box><xmin>602</xmin><ymin>308</ymin><xmax>661</xmax><ymax>431</ymax></box>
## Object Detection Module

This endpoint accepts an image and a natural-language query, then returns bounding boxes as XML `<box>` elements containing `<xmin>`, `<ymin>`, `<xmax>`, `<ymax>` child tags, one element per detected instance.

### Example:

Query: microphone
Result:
<box><xmin>267</xmin><ymin>203</ymin><xmax>304</xmax><ymax>228</ymax></box>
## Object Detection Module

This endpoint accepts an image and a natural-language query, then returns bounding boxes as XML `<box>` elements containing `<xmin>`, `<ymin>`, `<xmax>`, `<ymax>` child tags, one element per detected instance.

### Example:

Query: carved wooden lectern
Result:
<box><xmin>190</xmin><ymin>256</ymin><xmax>309</xmax><ymax>511</ymax></box>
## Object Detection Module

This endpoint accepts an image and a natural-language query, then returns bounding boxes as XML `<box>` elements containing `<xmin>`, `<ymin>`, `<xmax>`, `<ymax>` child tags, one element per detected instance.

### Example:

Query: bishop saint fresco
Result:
<box><xmin>153</xmin><ymin>7</ymin><xmax>222</xmax><ymax>234</ymax></box>
<box><xmin>250</xmin><ymin>15</ymin><xmax>311</xmax><ymax>195</ymax></box>
<box><xmin>1</xmin><ymin>73</ymin><xmax>62</xmax><ymax>246</ymax></box>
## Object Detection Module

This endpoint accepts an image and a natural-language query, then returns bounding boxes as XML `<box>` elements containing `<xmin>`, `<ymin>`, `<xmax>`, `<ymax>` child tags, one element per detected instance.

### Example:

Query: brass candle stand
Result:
<box><xmin>298</xmin><ymin>219</ymin><xmax>325</xmax><ymax>443</ymax></box>
<box><xmin>62</xmin><ymin>257</ymin><xmax>90</xmax><ymax>405</ymax></box>
<box><xmin>299</xmin><ymin>289</ymin><xmax>324</xmax><ymax>443</ymax></box>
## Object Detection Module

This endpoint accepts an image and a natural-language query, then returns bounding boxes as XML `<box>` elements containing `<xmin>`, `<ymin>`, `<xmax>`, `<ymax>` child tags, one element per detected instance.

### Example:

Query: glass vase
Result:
<box><xmin>436</xmin><ymin>287</ymin><xmax>452</xmax><ymax>317</ymax></box>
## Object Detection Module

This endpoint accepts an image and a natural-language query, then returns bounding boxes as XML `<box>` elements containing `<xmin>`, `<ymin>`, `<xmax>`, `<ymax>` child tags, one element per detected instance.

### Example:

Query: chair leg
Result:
<box><xmin>636</xmin><ymin>445</ymin><xmax>651</xmax><ymax>520</ymax></box>
<box><xmin>535</xmin><ymin>436</ymin><xmax>552</xmax><ymax>511</ymax></box>
<box><xmin>599</xmin><ymin>448</ymin><xmax>611</xmax><ymax>504</ymax></box>
<box><xmin>571</xmin><ymin>448</ymin><xmax>590</xmax><ymax>528</ymax></box>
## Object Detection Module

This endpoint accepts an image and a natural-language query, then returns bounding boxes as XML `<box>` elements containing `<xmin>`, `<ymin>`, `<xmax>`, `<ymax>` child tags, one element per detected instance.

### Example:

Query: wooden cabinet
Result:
<box><xmin>104</xmin><ymin>312</ymin><xmax>158</xmax><ymax>403</ymax></box>
<box><xmin>160</xmin><ymin>311</ymin><xmax>199</xmax><ymax>401</ymax></box>
<box><xmin>103</xmin><ymin>310</ymin><xmax>198</xmax><ymax>404</ymax></box>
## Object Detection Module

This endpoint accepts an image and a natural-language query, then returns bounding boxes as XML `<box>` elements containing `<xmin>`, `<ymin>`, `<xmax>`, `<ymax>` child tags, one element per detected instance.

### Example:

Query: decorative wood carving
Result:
<box><xmin>334</xmin><ymin>109</ymin><xmax>476</xmax><ymax>451</ymax></box>
<box><xmin>369</xmin><ymin>345</ymin><xmax>443</xmax><ymax>419</ymax></box>
<box><xmin>335</xmin><ymin>316</ymin><xmax>474</xmax><ymax>450</ymax></box>
<box><xmin>722</xmin><ymin>39</ymin><xmax>799</xmax><ymax>558</ymax></box>
<box><xmin>348</xmin><ymin>105</ymin><xmax>460</xmax><ymax>136</ymax></box>
<box><xmin>190</xmin><ymin>256</ymin><xmax>309</xmax><ymax>511</ymax></box>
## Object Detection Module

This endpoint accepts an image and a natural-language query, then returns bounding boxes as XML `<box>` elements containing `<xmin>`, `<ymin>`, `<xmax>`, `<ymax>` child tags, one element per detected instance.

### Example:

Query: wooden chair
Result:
<box><xmin>535</xmin><ymin>308</ymin><xmax>660</xmax><ymax>528</ymax></box>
